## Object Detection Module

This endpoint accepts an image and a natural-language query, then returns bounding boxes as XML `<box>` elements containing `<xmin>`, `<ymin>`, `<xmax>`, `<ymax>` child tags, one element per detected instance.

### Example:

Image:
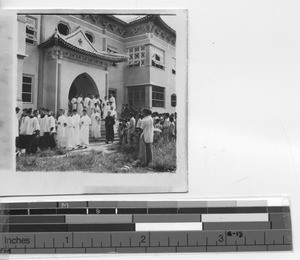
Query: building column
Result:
<box><xmin>145</xmin><ymin>44</ymin><xmax>151</xmax><ymax>66</ymax></box>
<box><xmin>105</xmin><ymin>71</ymin><xmax>109</xmax><ymax>98</ymax></box>
<box><xmin>37</xmin><ymin>15</ymin><xmax>45</xmax><ymax>108</ymax></box>
<box><xmin>56</xmin><ymin>60</ymin><xmax>62</xmax><ymax>113</ymax></box>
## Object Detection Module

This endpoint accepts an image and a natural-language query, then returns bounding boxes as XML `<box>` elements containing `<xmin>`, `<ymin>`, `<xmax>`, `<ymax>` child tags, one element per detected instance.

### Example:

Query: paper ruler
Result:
<box><xmin>0</xmin><ymin>199</ymin><xmax>292</xmax><ymax>254</ymax></box>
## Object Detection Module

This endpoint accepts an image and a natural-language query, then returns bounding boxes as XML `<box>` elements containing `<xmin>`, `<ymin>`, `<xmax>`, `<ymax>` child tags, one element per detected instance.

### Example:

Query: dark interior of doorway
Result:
<box><xmin>68</xmin><ymin>73</ymin><xmax>99</xmax><ymax>100</ymax></box>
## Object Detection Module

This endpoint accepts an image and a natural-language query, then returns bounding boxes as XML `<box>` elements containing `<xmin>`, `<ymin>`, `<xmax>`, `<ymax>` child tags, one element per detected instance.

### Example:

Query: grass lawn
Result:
<box><xmin>16</xmin><ymin>139</ymin><xmax>176</xmax><ymax>173</ymax></box>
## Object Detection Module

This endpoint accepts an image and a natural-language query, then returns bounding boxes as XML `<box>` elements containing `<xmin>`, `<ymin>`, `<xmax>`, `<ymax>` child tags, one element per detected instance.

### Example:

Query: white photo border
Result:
<box><xmin>0</xmin><ymin>9</ymin><xmax>188</xmax><ymax>196</ymax></box>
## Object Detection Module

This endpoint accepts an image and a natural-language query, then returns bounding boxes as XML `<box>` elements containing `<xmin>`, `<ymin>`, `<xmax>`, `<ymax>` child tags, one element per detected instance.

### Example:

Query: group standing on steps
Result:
<box><xmin>15</xmin><ymin>94</ymin><xmax>118</xmax><ymax>155</ymax></box>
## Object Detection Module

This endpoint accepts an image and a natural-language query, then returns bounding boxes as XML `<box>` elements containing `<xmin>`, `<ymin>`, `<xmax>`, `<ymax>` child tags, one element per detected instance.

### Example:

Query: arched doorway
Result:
<box><xmin>68</xmin><ymin>73</ymin><xmax>99</xmax><ymax>100</ymax></box>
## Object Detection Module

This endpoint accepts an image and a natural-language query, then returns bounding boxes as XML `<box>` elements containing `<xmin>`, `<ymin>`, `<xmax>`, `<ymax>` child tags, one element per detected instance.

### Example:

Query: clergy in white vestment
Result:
<box><xmin>57</xmin><ymin>109</ymin><xmax>67</xmax><ymax>149</ymax></box>
<box><xmin>90</xmin><ymin>95</ymin><xmax>96</xmax><ymax>111</ymax></box>
<box><xmin>66</xmin><ymin>110</ymin><xmax>75</xmax><ymax>150</ymax></box>
<box><xmin>39</xmin><ymin>111</ymin><xmax>48</xmax><ymax>149</ymax></box>
<box><xmin>77</xmin><ymin>94</ymin><xmax>83</xmax><ymax>116</ymax></box>
<box><xmin>26</xmin><ymin>110</ymin><xmax>40</xmax><ymax>154</ymax></box>
<box><xmin>102</xmin><ymin>96</ymin><xmax>109</xmax><ymax>118</ymax></box>
<box><xmin>19</xmin><ymin>109</ymin><xmax>30</xmax><ymax>153</ymax></box>
<box><xmin>47</xmin><ymin>111</ymin><xmax>57</xmax><ymax>148</ymax></box>
<box><xmin>109</xmin><ymin>106</ymin><xmax>117</xmax><ymax>120</ymax></box>
<box><xmin>91</xmin><ymin>108</ymin><xmax>101</xmax><ymax>140</ymax></box>
<box><xmin>80</xmin><ymin>109</ymin><xmax>91</xmax><ymax>148</ymax></box>
<box><xmin>109</xmin><ymin>94</ymin><xmax>116</xmax><ymax>110</ymax></box>
<box><xmin>84</xmin><ymin>95</ymin><xmax>91</xmax><ymax>116</ymax></box>
<box><xmin>71</xmin><ymin>96</ymin><xmax>77</xmax><ymax>110</ymax></box>
<box><xmin>72</xmin><ymin>109</ymin><xmax>81</xmax><ymax>146</ymax></box>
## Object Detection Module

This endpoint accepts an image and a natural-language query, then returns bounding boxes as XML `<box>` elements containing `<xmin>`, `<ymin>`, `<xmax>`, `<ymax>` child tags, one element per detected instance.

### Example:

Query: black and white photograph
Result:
<box><xmin>0</xmin><ymin>9</ymin><xmax>188</xmax><ymax>195</ymax></box>
<box><xmin>15</xmin><ymin>13</ymin><xmax>180</xmax><ymax>173</ymax></box>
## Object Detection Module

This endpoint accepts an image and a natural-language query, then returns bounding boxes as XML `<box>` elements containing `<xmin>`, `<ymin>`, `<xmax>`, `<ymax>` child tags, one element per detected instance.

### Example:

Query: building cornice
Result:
<box><xmin>79</xmin><ymin>14</ymin><xmax>176</xmax><ymax>46</ymax></box>
<box><xmin>38</xmin><ymin>28</ymin><xmax>128</xmax><ymax>63</ymax></box>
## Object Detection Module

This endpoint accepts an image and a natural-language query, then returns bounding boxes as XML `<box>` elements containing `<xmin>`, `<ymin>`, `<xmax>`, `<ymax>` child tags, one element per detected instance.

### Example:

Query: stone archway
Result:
<box><xmin>68</xmin><ymin>73</ymin><xmax>99</xmax><ymax>100</ymax></box>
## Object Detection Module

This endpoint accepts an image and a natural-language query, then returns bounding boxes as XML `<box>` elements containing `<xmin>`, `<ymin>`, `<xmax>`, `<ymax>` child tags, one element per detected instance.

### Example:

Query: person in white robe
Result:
<box><xmin>91</xmin><ymin>108</ymin><xmax>101</xmax><ymax>140</ymax></box>
<box><xmin>77</xmin><ymin>94</ymin><xmax>83</xmax><ymax>116</ymax></box>
<box><xmin>109</xmin><ymin>106</ymin><xmax>117</xmax><ymax>120</ymax></box>
<box><xmin>47</xmin><ymin>111</ymin><xmax>56</xmax><ymax>149</ymax></box>
<box><xmin>27</xmin><ymin>110</ymin><xmax>40</xmax><ymax>154</ymax></box>
<box><xmin>66</xmin><ymin>110</ymin><xmax>75</xmax><ymax>150</ymax></box>
<box><xmin>84</xmin><ymin>95</ymin><xmax>91</xmax><ymax>116</ymax></box>
<box><xmin>18</xmin><ymin>109</ymin><xmax>29</xmax><ymax>154</ymax></box>
<box><xmin>109</xmin><ymin>94</ymin><xmax>116</xmax><ymax>110</ymax></box>
<box><xmin>57</xmin><ymin>109</ymin><xmax>67</xmax><ymax>149</ymax></box>
<box><xmin>94</xmin><ymin>103</ymin><xmax>101</xmax><ymax>114</ymax></box>
<box><xmin>102</xmin><ymin>96</ymin><xmax>109</xmax><ymax>118</ymax></box>
<box><xmin>72</xmin><ymin>109</ymin><xmax>81</xmax><ymax>147</ymax></box>
<box><xmin>38</xmin><ymin>111</ymin><xmax>48</xmax><ymax>149</ymax></box>
<box><xmin>90</xmin><ymin>95</ymin><xmax>96</xmax><ymax>112</ymax></box>
<box><xmin>71</xmin><ymin>96</ymin><xmax>77</xmax><ymax>110</ymax></box>
<box><xmin>80</xmin><ymin>109</ymin><xmax>91</xmax><ymax>148</ymax></box>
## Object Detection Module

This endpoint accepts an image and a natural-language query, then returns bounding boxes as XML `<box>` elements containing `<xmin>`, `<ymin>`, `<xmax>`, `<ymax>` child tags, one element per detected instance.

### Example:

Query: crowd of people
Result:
<box><xmin>15</xmin><ymin>94</ymin><xmax>118</xmax><ymax>155</ymax></box>
<box><xmin>118</xmin><ymin>110</ymin><xmax>177</xmax><ymax>167</ymax></box>
<box><xmin>15</xmin><ymin>92</ymin><xmax>177</xmax><ymax>168</ymax></box>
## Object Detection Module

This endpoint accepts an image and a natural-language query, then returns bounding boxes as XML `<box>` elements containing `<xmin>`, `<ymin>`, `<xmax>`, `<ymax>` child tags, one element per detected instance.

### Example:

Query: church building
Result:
<box><xmin>17</xmin><ymin>14</ymin><xmax>177</xmax><ymax>115</ymax></box>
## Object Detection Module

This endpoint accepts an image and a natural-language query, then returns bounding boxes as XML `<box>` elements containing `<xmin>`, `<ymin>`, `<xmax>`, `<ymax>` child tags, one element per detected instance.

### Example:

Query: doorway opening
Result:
<box><xmin>68</xmin><ymin>73</ymin><xmax>99</xmax><ymax>100</ymax></box>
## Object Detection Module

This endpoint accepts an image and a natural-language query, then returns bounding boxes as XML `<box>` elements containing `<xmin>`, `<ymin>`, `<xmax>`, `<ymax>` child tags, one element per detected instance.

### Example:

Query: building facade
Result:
<box><xmin>17</xmin><ymin>14</ymin><xmax>177</xmax><ymax>115</ymax></box>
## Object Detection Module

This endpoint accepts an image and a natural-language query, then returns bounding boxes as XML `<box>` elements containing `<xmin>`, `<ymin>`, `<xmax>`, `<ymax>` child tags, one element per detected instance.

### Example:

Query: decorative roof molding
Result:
<box><xmin>128</xmin><ymin>15</ymin><xmax>176</xmax><ymax>37</ymax></box>
<box><xmin>79</xmin><ymin>14</ymin><xmax>176</xmax><ymax>45</ymax></box>
<box><xmin>38</xmin><ymin>27</ymin><xmax>128</xmax><ymax>63</ymax></box>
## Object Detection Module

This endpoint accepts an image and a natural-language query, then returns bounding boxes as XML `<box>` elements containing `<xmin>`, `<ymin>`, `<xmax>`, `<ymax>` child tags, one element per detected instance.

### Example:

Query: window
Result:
<box><xmin>57</xmin><ymin>22</ymin><xmax>69</xmax><ymax>35</ymax></box>
<box><xmin>151</xmin><ymin>46</ymin><xmax>165</xmax><ymax>70</ymax></box>
<box><xmin>127</xmin><ymin>46</ymin><xmax>146</xmax><ymax>68</ymax></box>
<box><xmin>172</xmin><ymin>57</ymin><xmax>176</xmax><ymax>74</ymax></box>
<box><xmin>85</xmin><ymin>32</ymin><xmax>94</xmax><ymax>43</ymax></box>
<box><xmin>128</xmin><ymin>86</ymin><xmax>145</xmax><ymax>108</ymax></box>
<box><xmin>152</xmin><ymin>86</ymin><xmax>165</xmax><ymax>107</ymax></box>
<box><xmin>25</xmin><ymin>16</ymin><xmax>37</xmax><ymax>45</ymax></box>
<box><xmin>171</xmin><ymin>94</ymin><xmax>177</xmax><ymax>107</ymax></box>
<box><xmin>22</xmin><ymin>75</ymin><xmax>33</xmax><ymax>103</ymax></box>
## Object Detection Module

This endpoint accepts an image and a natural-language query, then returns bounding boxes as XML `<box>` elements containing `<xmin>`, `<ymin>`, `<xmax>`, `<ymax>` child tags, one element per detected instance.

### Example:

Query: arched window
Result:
<box><xmin>171</xmin><ymin>94</ymin><xmax>177</xmax><ymax>107</ymax></box>
<box><xmin>57</xmin><ymin>22</ymin><xmax>69</xmax><ymax>35</ymax></box>
<box><xmin>85</xmin><ymin>32</ymin><xmax>94</xmax><ymax>43</ymax></box>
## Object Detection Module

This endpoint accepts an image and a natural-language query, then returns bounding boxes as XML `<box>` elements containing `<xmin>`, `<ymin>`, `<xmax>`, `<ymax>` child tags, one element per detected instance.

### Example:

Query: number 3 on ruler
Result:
<box><xmin>218</xmin><ymin>235</ymin><xmax>224</xmax><ymax>242</ymax></box>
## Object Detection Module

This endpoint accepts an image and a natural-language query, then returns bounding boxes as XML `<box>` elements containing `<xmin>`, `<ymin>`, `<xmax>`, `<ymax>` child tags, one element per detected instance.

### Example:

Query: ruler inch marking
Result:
<box><xmin>1</xmin><ymin>200</ymin><xmax>292</xmax><ymax>254</ymax></box>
